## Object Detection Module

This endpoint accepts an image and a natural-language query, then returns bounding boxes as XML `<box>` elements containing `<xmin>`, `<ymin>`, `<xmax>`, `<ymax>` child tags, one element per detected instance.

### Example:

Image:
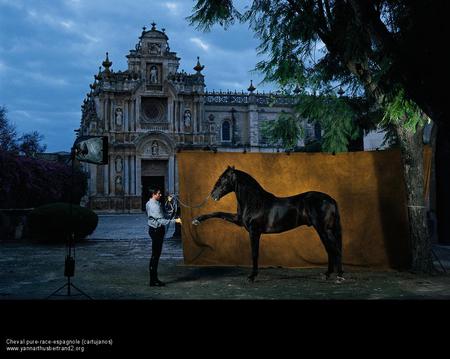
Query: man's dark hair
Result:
<box><xmin>149</xmin><ymin>188</ymin><xmax>162</xmax><ymax>197</ymax></box>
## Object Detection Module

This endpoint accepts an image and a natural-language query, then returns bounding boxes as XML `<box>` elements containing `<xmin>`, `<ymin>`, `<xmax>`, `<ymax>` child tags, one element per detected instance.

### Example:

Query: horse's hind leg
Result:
<box><xmin>318</xmin><ymin>233</ymin><xmax>335</xmax><ymax>280</ymax></box>
<box><xmin>248</xmin><ymin>231</ymin><xmax>261</xmax><ymax>283</ymax></box>
<box><xmin>325</xmin><ymin>229</ymin><xmax>344</xmax><ymax>282</ymax></box>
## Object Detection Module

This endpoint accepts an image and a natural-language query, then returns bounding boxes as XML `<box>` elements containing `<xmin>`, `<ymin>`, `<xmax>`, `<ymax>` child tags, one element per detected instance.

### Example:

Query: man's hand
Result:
<box><xmin>175</xmin><ymin>218</ymin><xmax>182</xmax><ymax>224</ymax></box>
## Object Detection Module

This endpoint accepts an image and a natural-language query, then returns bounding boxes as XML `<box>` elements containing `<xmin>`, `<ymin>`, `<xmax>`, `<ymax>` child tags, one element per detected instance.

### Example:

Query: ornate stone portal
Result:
<box><xmin>80</xmin><ymin>23</ymin><xmax>297</xmax><ymax>212</ymax></box>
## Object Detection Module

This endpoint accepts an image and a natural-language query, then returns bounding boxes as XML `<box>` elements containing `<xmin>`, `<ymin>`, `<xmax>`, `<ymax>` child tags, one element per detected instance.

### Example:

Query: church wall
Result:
<box><xmin>80</xmin><ymin>25</ymin><xmax>300</xmax><ymax>212</ymax></box>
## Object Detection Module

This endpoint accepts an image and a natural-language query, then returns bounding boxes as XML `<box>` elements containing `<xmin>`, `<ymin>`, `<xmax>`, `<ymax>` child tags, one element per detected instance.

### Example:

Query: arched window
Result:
<box><xmin>221</xmin><ymin>120</ymin><xmax>231</xmax><ymax>142</ymax></box>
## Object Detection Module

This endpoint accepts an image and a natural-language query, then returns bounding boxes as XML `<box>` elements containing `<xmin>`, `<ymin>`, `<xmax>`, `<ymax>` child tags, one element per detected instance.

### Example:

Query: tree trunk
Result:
<box><xmin>395</xmin><ymin>124</ymin><xmax>433</xmax><ymax>273</ymax></box>
<box><xmin>435</xmin><ymin>121</ymin><xmax>450</xmax><ymax>245</ymax></box>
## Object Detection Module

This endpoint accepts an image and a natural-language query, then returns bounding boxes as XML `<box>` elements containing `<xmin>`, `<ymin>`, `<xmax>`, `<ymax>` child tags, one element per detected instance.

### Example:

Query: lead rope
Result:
<box><xmin>164</xmin><ymin>193</ymin><xmax>213</xmax><ymax>263</ymax></box>
<box><xmin>170</xmin><ymin>193</ymin><xmax>211</xmax><ymax>209</ymax></box>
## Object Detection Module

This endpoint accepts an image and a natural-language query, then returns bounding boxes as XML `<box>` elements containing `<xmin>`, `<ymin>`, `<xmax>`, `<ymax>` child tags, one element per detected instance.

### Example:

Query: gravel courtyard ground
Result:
<box><xmin>1</xmin><ymin>214</ymin><xmax>449</xmax><ymax>300</ymax></box>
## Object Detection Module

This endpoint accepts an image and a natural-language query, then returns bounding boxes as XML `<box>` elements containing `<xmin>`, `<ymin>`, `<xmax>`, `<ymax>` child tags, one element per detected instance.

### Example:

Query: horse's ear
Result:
<box><xmin>231</xmin><ymin>165</ymin><xmax>235</xmax><ymax>170</ymax></box>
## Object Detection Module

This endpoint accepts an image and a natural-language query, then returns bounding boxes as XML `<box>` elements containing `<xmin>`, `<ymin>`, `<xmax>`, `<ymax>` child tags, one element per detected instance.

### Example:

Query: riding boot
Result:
<box><xmin>149</xmin><ymin>257</ymin><xmax>165</xmax><ymax>287</ymax></box>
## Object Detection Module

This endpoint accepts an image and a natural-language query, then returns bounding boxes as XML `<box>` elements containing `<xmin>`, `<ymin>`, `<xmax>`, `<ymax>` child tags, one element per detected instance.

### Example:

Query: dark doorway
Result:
<box><xmin>142</xmin><ymin>176</ymin><xmax>165</xmax><ymax>211</ymax></box>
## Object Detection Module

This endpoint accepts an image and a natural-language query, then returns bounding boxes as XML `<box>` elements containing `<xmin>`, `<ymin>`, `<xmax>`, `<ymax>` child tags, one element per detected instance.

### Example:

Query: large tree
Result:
<box><xmin>189</xmin><ymin>0</ymin><xmax>450</xmax><ymax>272</ymax></box>
<box><xmin>0</xmin><ymin>106</ymin><xmax>19</xmax><ymax>153</ymax></box>
<box><xmin>0</xmin><ymin>106</ymin><xmax>47</xmax><ymax>157</ymax></box>
<box><xmin>18</xmin><ymin>131</ymin><xmax>47</xmax><ymax>157</ymax></box>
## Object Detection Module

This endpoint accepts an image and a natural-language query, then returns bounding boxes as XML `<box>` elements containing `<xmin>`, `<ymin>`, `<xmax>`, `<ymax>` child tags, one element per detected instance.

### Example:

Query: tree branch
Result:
<box><xmin>348</xmin><ymin>0</ymin><xmax>396</xmax><ymax>57</ymax></box>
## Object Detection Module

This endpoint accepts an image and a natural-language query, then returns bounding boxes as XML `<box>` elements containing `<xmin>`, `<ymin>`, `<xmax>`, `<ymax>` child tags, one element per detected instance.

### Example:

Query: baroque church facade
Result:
<box><xmin>79</xmin><ymin>23</ymin><xmax>299</xmax><ymax>212</ymax></box>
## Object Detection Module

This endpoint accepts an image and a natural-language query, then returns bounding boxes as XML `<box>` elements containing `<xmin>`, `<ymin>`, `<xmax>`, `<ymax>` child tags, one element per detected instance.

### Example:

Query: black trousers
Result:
<box><xmin>148</xmin><ymin>226</ymin><xmax>165</xmax><ymax>277</ymax></box>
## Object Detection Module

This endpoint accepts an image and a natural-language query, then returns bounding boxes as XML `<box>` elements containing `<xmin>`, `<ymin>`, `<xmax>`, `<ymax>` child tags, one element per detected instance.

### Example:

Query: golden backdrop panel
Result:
<box><xmin>178</xmin><ymin>148</ymin><xmax>429</xmax><ymax>269</ymax></box>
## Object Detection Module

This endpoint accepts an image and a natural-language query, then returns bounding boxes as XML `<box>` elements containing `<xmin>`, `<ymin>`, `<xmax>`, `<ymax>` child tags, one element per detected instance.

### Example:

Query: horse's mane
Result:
<box><xmin>234</xmin><ymin>169</ymin><xmax>272</xmax><ymax>197</ymax></box>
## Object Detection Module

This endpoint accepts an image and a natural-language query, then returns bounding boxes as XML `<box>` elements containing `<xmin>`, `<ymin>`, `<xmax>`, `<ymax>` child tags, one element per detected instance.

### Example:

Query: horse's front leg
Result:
<box><xmin>192</xmin><ymin>212</ymin><xmax>242</xmax><ymax>227</ymax></box>
<box><xmin>248</xmin><ymin>230</ymin><xmax>261</xmax><ymax>283</ymax></box>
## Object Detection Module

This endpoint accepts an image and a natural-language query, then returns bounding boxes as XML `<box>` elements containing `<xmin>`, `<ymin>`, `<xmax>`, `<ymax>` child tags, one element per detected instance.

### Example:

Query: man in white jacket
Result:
<box><xmin>146</xmin><ymin>188</ymin><xmax>182</xmax><ymax>286</ymax></box>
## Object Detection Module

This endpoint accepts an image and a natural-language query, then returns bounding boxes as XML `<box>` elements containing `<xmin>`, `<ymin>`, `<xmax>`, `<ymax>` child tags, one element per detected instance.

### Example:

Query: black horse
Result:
<box><xmin>192</xmin><ymin>166</ymin><xmax>344</xmax><ymax>282</ymax></box>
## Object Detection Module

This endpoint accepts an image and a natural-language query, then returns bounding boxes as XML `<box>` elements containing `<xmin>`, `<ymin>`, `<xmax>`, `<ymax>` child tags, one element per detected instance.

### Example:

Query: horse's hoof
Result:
<box><xmin>335</xmin><ymin>276</ymin><xmax>345</xmax><ymax>284</ymax></box>
<box><xmin>247</xmin><ymin>276</ymin><xmax>256</xmax><ymax>283</ymax></box>
<box><xmin>323</xmin><ymin>273</ymin><xmax>331</xmax><ymax>280</ymax></box>
<box><xmin>192</xmin><ymin>219</ymin><xmax>200</xmax><ymax>226</ymax></box>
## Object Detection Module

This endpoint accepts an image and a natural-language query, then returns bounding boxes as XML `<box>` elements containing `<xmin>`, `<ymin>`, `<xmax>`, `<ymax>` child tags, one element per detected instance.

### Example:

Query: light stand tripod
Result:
<box><xmin>47</xmin><ymin>146</ymin><xmax>93</xmax><ymax>300</ymax></box>
<box><xmin>46</xmin><ymin>234</ymin><xmax>93</xmax><ymax>299</ymax></box>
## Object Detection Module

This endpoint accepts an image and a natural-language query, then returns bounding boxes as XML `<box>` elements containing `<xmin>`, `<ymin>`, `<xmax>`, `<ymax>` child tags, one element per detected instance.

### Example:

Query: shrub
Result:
<box><xmin>0</xmin><ymin>152</ymin><xmax>87</xmax><ymax>209</ymax></box>
<box><xmin>28</xmin><ymin>202</ymin><xmax>98</xmax><ymax>243</ymax></box>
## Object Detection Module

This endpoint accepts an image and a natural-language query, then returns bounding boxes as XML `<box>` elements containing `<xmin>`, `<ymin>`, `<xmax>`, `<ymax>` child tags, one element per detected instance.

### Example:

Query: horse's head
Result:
<box><xmin>211</xmin><ymin>166</ymin><xmax>236</xmax><ymax>201</ymax></box>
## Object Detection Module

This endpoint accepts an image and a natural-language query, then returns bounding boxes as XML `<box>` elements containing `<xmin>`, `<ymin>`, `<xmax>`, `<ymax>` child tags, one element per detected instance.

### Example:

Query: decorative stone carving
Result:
<box><xmin>149</xmin><ymin>43</ymin><xmax>161</xmax><ymax>55</ymax></box>
<box><xmin>184</xmin><ymin>110</ymin><xmax>192</xmax><ymax>129</ymax></box>
<box><xmin>149</xmin><ymin>66</ymin><xmax>158</xmax><ymax>84</ymax></box>
<box><xmin>115</xmin><ymin>108</ymin><xmax>123</xmax><ymax>126</ymax></box>
<box><xmin>151</xmin><ymin>140</ymin><xmax>159</xmax><ymax>156</ymax></box>
<box><xmin>115</xmin><ymin>176</ymin><xmax>122</xmax><ymax>193</ymax></box>
<box><xmin>115</xmin><ymin>156</ymin><xmax>123</xmax><ymax>172</ymax></box>
<box><xmin>141</xmin><ymin>98</ymin><xmax>166</xmax><ymax>123</ymax></box>
<box><xmin>144</xmin><ymin>140</ymin><xmax>169</xmax><ymax>157</ymax></box>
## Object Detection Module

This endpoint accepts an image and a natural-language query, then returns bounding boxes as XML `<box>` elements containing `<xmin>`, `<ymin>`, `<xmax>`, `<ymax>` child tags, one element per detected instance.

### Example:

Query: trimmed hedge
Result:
<box><xmin>28</xmin><ymin>202</ymin><xmax>98</xmax><ymax>243</ymax></box>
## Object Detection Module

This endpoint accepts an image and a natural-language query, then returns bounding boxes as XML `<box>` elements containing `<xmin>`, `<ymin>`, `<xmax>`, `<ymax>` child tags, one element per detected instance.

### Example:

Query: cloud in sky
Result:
<box><xmin>189</xmin><ymin>37</ymin><xmax>210</xmax><ymax>51</ymax></box>
<box><xmin>163</xmin><ymin>2</ymin><xmax>181</xmax><ymax>16</ymax></box>
<box><xmin>0</xmin><ymin>0</ymin><xmax>277</xmax><ymax>152</ymax></box>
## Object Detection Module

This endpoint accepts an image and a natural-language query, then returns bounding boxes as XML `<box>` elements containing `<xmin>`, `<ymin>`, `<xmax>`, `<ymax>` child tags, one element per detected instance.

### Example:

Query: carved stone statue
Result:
<box><xmin>151</xmin><ymin>140</ymin><xmax>159</xmax><ymax>156</ymax></box>
<box><xmin>149</xmin><ymin>43</ymin><xmax>161</xmax><ymax>55</ymax></box>
<box><xmin>115</xmin><ymin>108</ymin><xmax>123</xmax><ymax>126</ymax></box>
<box><xmin>115</xmin><ymin>176</ymin><xmax>122</xmax><ymax>193</ymax></box>
<box><xmin>115</xmin><ymin>156</ymin><xmax>123</xmax><ymax>172</ymax></box>
<box><xmin>184</xmin><ymin>110</ymin><xmax>192</xmax><ymax>128</ymax></box>
<box><xmin>149</xmin><ymin>66</ymin><xmax>158</xmax><ymax>84</ymax></box>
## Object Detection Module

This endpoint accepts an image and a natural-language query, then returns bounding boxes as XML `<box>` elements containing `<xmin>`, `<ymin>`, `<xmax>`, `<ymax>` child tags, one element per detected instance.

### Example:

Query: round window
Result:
<box><xmin>145</xmin><ymin>104</ymin><xmax>159</xmax><ymax>120</ymax></box>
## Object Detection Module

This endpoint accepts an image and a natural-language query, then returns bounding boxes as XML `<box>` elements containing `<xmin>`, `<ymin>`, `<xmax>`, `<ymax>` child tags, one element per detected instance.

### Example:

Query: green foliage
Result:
<box><xmin>188</xmin><ymin>0</ymin><xmax>240</xmax><ymax>31</ymax></box>
<box><xmin>260</xmin><ymin>112</ymin><xmax>303</xmax><ymax>151</ymax></box>
<box><xmin>0</xmin><ymin>151</ymin><xmax>87</xmax><ymax>209</ymax></box>
<box><xmin>382</xmin><ymin>88</ymin><xmax>428</xmax><ymax>132</ymax></box>
<box><xmin>296</xmin><ymin>94</ymin><xmax>360</xmax><ymax>153</ymax></box>
<box><xmin>28</xmin><ymin>202</ymin><xmax>98</xmax><ymax>243</ymax></box>
<box><xmin>189</xmin><ymin>1</ymin><xmax>430</xmax><ymax>151</ymax></box>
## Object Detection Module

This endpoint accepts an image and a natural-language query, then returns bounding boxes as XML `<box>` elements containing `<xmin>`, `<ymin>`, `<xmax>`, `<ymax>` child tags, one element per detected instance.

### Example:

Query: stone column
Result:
<box><xmin>90</xmin><ymin>163</ymin><xmax>97</xmax><ymax>196</ymax></box>
<box><xmin>168</xmin><ymin>98</ymin><xmax>173</xmax><ymax>132</ymax></box>
<box><xmin>172</xmin><ymin>100</ymin><xmax>176</xmax><ymax>133</ymax></box>
<box><xmin>136</xmin><ymin>156</ymin><xmax>142</xmax><ymax>196</ymax></box>
<box><xmin>130</xmin><ymin>154</ymin><xmax>136</xmax><ymax>195</ymax></box>
<box><xmin>124</xmin><ymin>154</ymin><xmax>129</xmax><ymax>195</ymax></box>
<box><xmin>168</xmin><ymin>155</ymin><xmax>175</xmax><ymax>194</ymax></box>
<box><xmin>179</xmin><ymin>101</ymin><xmax>184</xmax><ymax>141</ymax></box>
<box><xmin>199</xmin><ymin>97</ymin><xmax>205</xmax><ymax>133</ymax></box>
<box><xmin>131</xmin><ymin>99</ymin><xmax>136</xmax><ymax>132</ymax></box>
<box><xmin>248</xmin><ymin>96</ymin><xmax>259</xmax><ymax>146</ymax></box>
<box><xmin>176</xmin><ymin>101</ymin><xmax>181</xmax><ymax>133</ymax></box>
<box><xmin>109</xmin><ymin>154</ymin><xmax>115</xmax><ymax>196</ymax></box>
<box><xmin>193</xmin><ymin>100</ymin><xmax>197</xmax><ymax>135</ymax></box>
<box><xmin>103</xmin><ymin>164</ymin><xmax>109</xmax><ymax>195</ymax></box>
<box><xmin>110</xmin><ymin>99</ymin><xmax>115</xmax><ymax>132</ymax></box>
<box><xmin>174</xmin><ymin>155</ymin><xmax>179</xmax><ymax>194</ymax></box>
<box><xmin>136</xmin><ymin>97</ymin><xmax>141</xmax><ymax>131</ymax></box>
<box><xmin>124</xmin><ymin>101</ymin><xmax>129</xmax><ymax>133</ymax></box>
<box><xmin>104</xmin><ymin>98</ymin><xmax>108</xmax><ymax>131</ymax></box>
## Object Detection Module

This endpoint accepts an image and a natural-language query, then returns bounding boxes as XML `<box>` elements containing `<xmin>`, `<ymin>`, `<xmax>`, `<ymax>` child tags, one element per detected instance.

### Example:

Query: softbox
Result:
<box><xmin>73</xmin><ymin>136</ymin><xmax>108</xmax><ymax>165</ymax></box>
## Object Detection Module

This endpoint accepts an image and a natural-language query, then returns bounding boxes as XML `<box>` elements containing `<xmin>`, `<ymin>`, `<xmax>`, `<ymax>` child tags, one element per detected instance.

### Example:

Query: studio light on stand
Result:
<box><xmin>47</xmin><ymin>135</ymin><xmax>108</xmax><ymax>300</ymax></box>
